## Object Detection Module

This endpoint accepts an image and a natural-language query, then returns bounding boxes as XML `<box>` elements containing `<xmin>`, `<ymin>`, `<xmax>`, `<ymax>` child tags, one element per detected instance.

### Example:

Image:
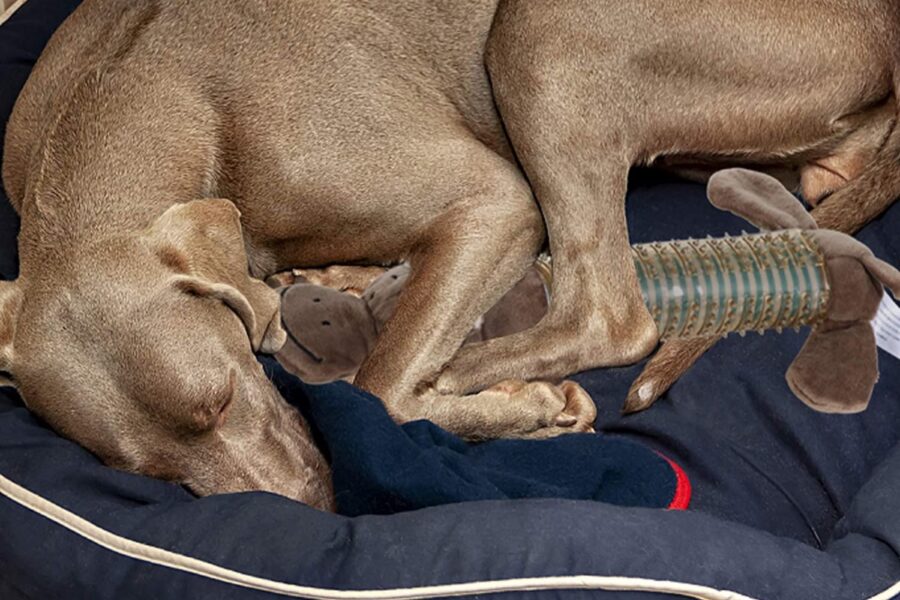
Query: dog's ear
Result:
<box><xmin>0</xmin><ymin>280</ymin><xmax>23</xmax><ymax>388</ymax></box>
<box><xmin>707</xmin><ymin>168</ymin><xmax>817</xmax><ymax>231</ymax></box>
<box><xmin>146</xmin><ymin>200</ymin><xmax>286</xmax><ymax>353</ymax></box>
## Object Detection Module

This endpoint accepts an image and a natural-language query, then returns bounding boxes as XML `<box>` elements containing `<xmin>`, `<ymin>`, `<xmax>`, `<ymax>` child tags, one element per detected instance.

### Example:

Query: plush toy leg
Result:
<box><xmin>787</xmin><ymin>322</ymin><xmax>878</xmax><ymax>413</ymax></box>
<box><xmin>784</xmin><ymin>232</ymin><xmax>900</xmax><ymax>413</ymax></box>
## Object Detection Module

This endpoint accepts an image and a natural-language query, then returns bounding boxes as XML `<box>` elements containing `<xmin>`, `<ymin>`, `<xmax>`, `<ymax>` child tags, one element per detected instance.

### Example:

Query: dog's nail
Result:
<box><xmin>555</xmin><ymin>413</ymin><xmax>578</xmax><ymax>427</ymax></box>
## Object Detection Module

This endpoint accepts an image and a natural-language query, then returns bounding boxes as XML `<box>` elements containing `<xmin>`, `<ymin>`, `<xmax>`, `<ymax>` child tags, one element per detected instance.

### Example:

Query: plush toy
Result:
<box><xmin>276</xmin><ymin>264</ymin><xmax>549</xmax><ymax>384</ymax></box>
<box><xmin>275</xmin><ymin>169</ymin><xmax>900</xmax><ymax>413</ymax></box>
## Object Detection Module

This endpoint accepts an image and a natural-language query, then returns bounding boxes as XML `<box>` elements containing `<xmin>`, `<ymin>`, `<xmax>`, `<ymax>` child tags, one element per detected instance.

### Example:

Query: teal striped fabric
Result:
<box><xmin>632</xmin><ymin>230</ymin><xmax>830</xmax><ymax>339</ymax></box>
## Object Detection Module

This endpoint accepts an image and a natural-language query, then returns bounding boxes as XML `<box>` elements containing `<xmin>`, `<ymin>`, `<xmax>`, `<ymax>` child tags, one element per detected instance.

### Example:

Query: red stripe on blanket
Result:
<box><xmin>657</xmin><ymin>453</ymin><xmax>692</xmax><ymax>510</ymax></box>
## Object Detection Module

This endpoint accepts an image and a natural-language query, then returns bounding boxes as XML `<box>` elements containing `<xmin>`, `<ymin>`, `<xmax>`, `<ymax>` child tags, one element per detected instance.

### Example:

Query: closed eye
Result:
<box><xmin>171</xmin><ymin>276</ymin><xmax>259</xmax><ymax>347</ymax></box>
<box><xmin>215</xmin><ymin>368</ymin><xmax>237</xmax><ymax>429</ymax></box>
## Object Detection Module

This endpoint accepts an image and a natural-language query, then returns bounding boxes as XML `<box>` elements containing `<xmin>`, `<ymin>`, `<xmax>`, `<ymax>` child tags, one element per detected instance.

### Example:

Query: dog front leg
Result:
<box><xmin>435</xmin><ymin>158</ymin><xmax>658</xmax><ymax>397</ymax></box>
<box><xmin>353</xmin><ymin>176</ymin><xmax>595</xmax><ymax>440</ymax></box>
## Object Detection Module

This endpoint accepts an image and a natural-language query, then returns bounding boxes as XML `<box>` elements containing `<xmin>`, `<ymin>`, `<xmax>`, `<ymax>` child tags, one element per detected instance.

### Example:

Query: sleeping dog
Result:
<box><xmin>2</xmin><ymin>0</ymin><xmax>899</xmax><ymax>508</ymax></box>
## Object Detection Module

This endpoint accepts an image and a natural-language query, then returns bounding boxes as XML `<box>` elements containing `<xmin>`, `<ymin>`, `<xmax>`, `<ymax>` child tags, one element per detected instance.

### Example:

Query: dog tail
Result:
<box><xmin>623</xmin><ymin>336</ymin><xmax>719</xmax><ymax>413</ymax></box>
<box><xmin>809</xmin><ymin>41</ymin><xmax>900</xmax><ymax>231</ymax></box>
<box><xmin>809</xmin><ymin>73</ymin><xmax>900</xmax><ymax>233</ymax></box>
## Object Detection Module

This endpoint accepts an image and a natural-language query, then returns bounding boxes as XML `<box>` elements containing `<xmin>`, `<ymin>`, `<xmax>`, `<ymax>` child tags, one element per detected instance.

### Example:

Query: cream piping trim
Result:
<box><xmin>0</xmin><ymin>0</ymin><xmax>894</xmax><ymax>597</ymax></box>
<box><xmin>0</xmin><ymin>0</ymin><xmax>27</xmax><ymax>28</ymax></box>
<box><xmin>0</xmin><ymin>472</ymin><xmax>757</xmax><ymax>599</ymax></box>
<box><xmin>868</xmin><ymin>581</ymin><xmax>900</xmax><ymax>600</ymax></box>
<box><xmin>2</xmin><ymin>470</ymin><xmax>898</xmax><ymax>599</ymax></box>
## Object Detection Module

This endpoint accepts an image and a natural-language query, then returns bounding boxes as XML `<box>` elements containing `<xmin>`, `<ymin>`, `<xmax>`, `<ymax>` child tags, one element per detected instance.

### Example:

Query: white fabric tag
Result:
<box><xmin>873</xmin><ymin>292</ymin><xmax>900</xmax><ymax>361</ymax></box>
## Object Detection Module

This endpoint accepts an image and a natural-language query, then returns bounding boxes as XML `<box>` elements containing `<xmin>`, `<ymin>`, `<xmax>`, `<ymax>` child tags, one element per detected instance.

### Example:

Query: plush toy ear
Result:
<box><xmin>0</xmin><ymin>280</ymin><xmax>23</xmax><ymax>388</ymax></box>
<box><xmin>146</xmin><ymin>199</ymin><xmax>286</xmax><ymax>353</ymax></box>
<box><xmin>707</xmin><ymin>168</ymin><xmax>818</xmax><ymax>231</ymax></box>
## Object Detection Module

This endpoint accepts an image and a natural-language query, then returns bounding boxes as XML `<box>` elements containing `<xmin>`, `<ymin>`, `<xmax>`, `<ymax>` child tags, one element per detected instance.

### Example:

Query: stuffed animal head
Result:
<box><xmin>276</xmin><ymin>263</ymin><xmax>550</xmax><ymax>384</ymax></box>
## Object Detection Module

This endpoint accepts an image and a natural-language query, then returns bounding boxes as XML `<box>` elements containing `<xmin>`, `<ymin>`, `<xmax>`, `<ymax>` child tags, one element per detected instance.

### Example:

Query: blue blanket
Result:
<box><xmin>261</xmin><ymin>357</ymin><xmax>686</xmax><ymax>516</ymax></box>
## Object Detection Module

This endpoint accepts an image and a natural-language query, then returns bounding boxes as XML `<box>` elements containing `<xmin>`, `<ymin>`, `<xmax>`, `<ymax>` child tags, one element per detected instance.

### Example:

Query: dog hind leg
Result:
<box><xmin>436</xmin><ymin>6</ymin><xmax>659</xmax><ymax>396</ymax></box>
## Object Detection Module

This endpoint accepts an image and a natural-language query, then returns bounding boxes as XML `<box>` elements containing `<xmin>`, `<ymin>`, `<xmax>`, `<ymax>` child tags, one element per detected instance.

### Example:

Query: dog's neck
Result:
<box><xmin>16</xmin><ymin>67</ymin><xmax>221</xmax><ymax>271</ymax></box>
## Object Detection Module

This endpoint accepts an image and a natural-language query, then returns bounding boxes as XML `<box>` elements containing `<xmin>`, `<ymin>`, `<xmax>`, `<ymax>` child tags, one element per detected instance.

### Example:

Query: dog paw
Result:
<box><xmin>495</xmin><ymin>379</ymin><xmax>597</xmax><ymax>439</ymax></box>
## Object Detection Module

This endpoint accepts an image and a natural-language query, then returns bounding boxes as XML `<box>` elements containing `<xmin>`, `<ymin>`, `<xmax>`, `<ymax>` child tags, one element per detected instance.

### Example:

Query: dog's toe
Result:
<box><xmin>558</xmin><ymin>380</ymin><xmax>597</xmax><ymax>431</ymax></box>
<box><xmin>511</xmin><ymin>380</ymin><xmax>597</xmax><ymax>439</ymax></box>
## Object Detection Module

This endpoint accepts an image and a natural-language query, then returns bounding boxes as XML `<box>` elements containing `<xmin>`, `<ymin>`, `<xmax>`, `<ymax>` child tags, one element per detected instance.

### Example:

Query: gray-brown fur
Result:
<box><xmin>1</xmin><ymin>0</ymin><xmax>899</xmax><ymax>507</ymax></box>
<box><xmin>282</xmin><ymin>171</ymin><xmax>900</xmax><ymax>415</ymax></box>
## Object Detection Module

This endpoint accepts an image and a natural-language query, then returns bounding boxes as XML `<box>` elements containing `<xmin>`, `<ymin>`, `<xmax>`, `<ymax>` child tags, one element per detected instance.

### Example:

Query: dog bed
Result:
<box><xmin>1</xmin><ymin>2</ymin><xmax>899</xmax><ymax>598</ymax></box>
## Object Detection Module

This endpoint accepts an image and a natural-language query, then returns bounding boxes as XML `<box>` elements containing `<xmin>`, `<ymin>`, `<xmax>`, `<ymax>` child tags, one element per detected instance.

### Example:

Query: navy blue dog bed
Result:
<box><xmin>1</xmin><ymin>2</ymin><xmax>899</xmax><ymax>599</ymax></box>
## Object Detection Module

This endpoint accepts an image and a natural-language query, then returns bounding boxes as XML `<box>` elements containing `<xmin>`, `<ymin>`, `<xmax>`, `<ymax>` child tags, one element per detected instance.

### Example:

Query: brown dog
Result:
<box><xmin>2</xmin><ymin>0</ymin><xmax>899</xmax><ymax>508</ymax></box>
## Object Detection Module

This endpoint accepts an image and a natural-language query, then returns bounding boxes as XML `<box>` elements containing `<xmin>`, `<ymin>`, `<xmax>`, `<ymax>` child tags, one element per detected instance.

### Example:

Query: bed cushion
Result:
<box><xmin>1</xmin><ymin>2</ymin><xmax>899</xmax><ymax>599</ymax></box>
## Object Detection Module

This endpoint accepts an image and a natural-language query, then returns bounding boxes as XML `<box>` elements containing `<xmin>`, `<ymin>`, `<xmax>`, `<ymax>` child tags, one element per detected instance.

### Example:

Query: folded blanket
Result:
<box><xmin>260</xmin><ymin>357</ymin><xmax>690</xmax><ymax>516</ymax></box>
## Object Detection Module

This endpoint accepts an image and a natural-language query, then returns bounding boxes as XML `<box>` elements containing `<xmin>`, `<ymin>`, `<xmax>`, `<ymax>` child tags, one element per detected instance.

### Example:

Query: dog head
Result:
<box><xmin>0</xmin><ymin>199</ymin><xmax>334</xmax><ymax>510</ymax></box>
